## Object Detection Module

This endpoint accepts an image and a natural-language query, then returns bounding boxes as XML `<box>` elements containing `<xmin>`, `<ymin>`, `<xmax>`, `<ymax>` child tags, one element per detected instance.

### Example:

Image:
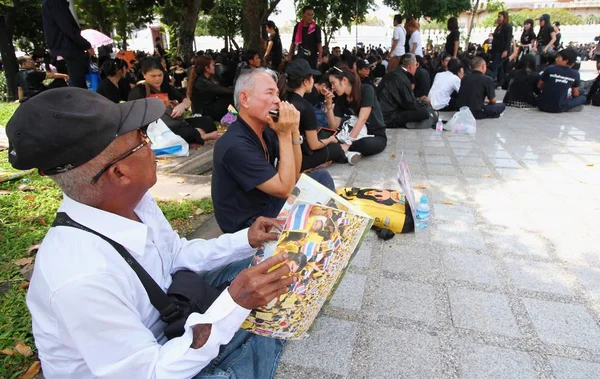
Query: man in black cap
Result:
<box><xmin>8</xmin><ymin>88</ymin><xmax>295</xmax><ymax>378</ymax></box>
<box><xmin>356</xmin><ymin>59</ymin><xmax>374</xmax><ymax>88</ymax></box>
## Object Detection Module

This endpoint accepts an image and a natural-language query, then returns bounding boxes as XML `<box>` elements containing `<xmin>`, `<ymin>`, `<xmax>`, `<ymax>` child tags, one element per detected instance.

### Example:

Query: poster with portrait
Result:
<box><xmin>242</xmin><ymin>175</ymin><xmax>373</xmax><ymax>339</ymax></box>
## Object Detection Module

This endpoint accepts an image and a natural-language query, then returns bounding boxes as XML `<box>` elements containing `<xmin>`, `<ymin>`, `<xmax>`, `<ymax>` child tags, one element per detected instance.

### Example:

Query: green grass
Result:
<box><xmin>0</xmin><ymin>102</ymin><xmax>213</xmax><ymax>376</ymax></box>
<box><xmin>0</xmin><ymin>102</ymin><xmax>19</xmax><ymax>126</ymax></box>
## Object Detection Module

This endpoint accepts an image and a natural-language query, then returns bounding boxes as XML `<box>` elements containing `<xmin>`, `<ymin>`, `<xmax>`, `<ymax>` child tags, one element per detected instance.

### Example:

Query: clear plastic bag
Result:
<box><xmin>147</xmin><ymin>119</ymin><xmax>189</xmax><ymax>157</ymax></box>
<box><xmin>444</xmin><ymin>106</ymin><xmax>477</xmax><ymax>134</ymax></box>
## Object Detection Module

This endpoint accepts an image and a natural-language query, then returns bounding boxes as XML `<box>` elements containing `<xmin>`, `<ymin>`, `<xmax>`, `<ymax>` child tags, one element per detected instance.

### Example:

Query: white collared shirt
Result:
<box><xmin>27</xmin><ymin>193</ymin><xmax>255</xmax><ymax>378</ymax></box>
<box><xmin>429</xmin><ymin>71</ymin><xmax>461</xmax><ymax>111</ymax></box>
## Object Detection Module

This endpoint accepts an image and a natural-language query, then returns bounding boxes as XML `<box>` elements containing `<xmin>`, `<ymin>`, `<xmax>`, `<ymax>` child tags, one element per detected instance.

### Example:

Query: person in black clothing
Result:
<box><xmin>41</xmin><ymin>0</ymin><xmax>94</xmax><ymax>89</ymax></box>
<box><xmin>457</xmin><ymin>57</ymin><xmax>505</xmax><ymax>119</ymax></box>
<box><xmin>503</xmin><ymin>55</ymin><xmax>538</xmax><ymax>108</ymax></box>
<box><xmin>511</xmin><ymin>19</ymin><xmax>537</xmax><ymax>62</ymax></box>
<box><xmin>445</xmin><ymin>17</ymin><xmax>460</xmax><ymax>58</ymax></box>
<box><xmin>169</xmin><ymin>57</ymin><xmax>187</xmax><ymax>89</ymax></box>
<box><xmin>373</xmin><ymin>55</ymin><xmax>387</xmax><ymax>78</ymax></box>
<box><xmin>356</xmin><ymin>59</ymin><xmax>374</xmax><ymax>88</ymax></box>
<box><xmin>489</xmin><ymin>11</ymin><xmax>513</xmax><ymax>87</ymax></box>
<box><xmin>553</xmin><ymin>22</ymin><xmax>562</xmax><ymax>50</ymax></box>
<box><xmin>154</xmin><ymin>37</ymin><xmax>166</xmax><ymax>57</ymax></box>
<box><xmin>188</xmin><ymin>55</ymin><xmax>234</xmax><ymax>121</ymax></box>
<box><xmin>234</xmin><ymin>50</ymin><xmax>262</xmax><ymax>85</ymax></box>
<box><xmin>128</xmin><ymin>57</ymin><xmax>218</xmax><ymax>145</ymax></box>
<box><xmin>586</xmin><ymin>74</ymin><xmax>600</xmax><ymax>106</ymax></box>
<box><xmin>326</xmin><ymin>65</ymin><xmax>387</xmax><ymax>156</ymax></box>
<box><xmin>15</xmin><ymin>55</ymin><xmax>69</xmax><ymax>101</ymax></box>
<box><xmin>288</xmin><ymin>6</ymin><xmax>323</xmax><ymax>69</ymax></box>
<box><xmin>376</xmin><ymin>54</ymin><xmax>431</xmax><ymax>129</ymax></box>
<box><xmin>280</xmin><ymin>60</ymin><xmax>348</xmax><ymax>171</ymax></box>
<box><xmin>537</xmin><ymin>48</ymin><xmax>586</xmax><ymax>113</ymax></box>
<box><xmin>264</xmin><ymin>21</ymin><xmax>283</xmax><ymax>72</ymax></box>
<box><xmin>96</xmin><ymin>58</ymin><xmax>133</xmax><ymax>103</ymax></box>
<box><xmin>414</xmin><ymin>55</ymin><xmax>431</xmax><ymax>98</ymax></box>
<box><xmin>536</xmin><ymin>14</ymin><xmax>557</xmax><ymax>69</ymax></box>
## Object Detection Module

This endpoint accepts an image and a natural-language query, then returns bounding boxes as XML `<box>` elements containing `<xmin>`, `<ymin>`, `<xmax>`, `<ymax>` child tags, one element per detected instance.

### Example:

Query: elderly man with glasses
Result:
<box><xmin>7</xmin><ymin>88</ymin><xmax>296</xmax><ymax>378</ymax></box>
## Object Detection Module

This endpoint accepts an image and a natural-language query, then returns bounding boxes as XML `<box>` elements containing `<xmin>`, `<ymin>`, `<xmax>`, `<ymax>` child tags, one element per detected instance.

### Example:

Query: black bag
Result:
<box><xmin>52</xmin><ymin>212</ymin><xmax>224</xmax><ymax>340</ymax></box>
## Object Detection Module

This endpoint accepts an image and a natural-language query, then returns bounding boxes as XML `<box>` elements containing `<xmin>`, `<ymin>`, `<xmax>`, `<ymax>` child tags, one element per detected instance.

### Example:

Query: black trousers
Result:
<box><xmin>472</xmin><ymin>103</ymin><xmax>506</xmax><ymax>119</ymax></box>
<box><xmin>301</xmin><ymin>143</ymin><xmax>346</xmax><ymax>171</ymax></box>
<box><xmin>386</xmin><ymin>107</ymin><xmax>430</xmax><ymax>129</ymax></box>
<box><xmin>349</xmin><ymin>135</ymin><xmax>387</xmax><ymax>156</ymax></box>
<box><xmin>64</xmin><ymin>52</ymin><xmax>89</xmax><ymax>89</ymax></box>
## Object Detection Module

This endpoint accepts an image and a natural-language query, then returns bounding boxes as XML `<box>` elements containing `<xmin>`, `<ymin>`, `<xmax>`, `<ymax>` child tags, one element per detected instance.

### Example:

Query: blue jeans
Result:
<box><xmin>563</xmin><ymin>96</ymin><xmax>587</xmax><ymax>112</ymax></box>
<box><xmin>193</xmin><ymin>257</ymin><xmax>284</xmax><ymax>379</ymax></box>
<box><xmin>490</xmin><ymin>53</ymin><xmax>505</xmax><ymax>86</ymax></box>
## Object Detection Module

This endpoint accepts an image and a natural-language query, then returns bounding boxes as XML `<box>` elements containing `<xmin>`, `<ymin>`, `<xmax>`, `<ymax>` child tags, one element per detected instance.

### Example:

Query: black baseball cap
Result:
<box><xmin>356</xmin><ymin>59</ymin><xmax>371</xmax><ymax>70</ymax></box>
<box><xmin>285</xmin><ymin>59</ymin><xmax>321</xmax><ymax>78</ymax></box>
<box><xmin>7</xmin><ymin>87</ymin><xmax>164</xmax><ymax>175</ymax></box>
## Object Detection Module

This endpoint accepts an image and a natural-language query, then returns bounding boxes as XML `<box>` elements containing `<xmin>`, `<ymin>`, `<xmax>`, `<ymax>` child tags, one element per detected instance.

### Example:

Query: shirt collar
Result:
<box><xmin>58</xmin><ymin>193</ymin><xmax>149</xmax><ymax>257</ymax></box>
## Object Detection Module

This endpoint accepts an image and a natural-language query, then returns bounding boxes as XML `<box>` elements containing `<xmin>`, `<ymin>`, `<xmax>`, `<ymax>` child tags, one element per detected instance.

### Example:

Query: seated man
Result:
<box><xmin>376</xmin><ymin>53</ymin><xmax>431</xmax><ymax>129</ymax></box>
<box><xmin>7</xmin><ymin>88</ymin><xmax>294</xmax><ymax>378</ymax></box>
<box><xmin>233</xmin><ymin>49</ymin><xmax>261</xmax><ymax>85</ymax></box>
<box><xmin>457</xmin><ymin>57</ymin><xmax>506</xmax><ymax>119</ymax></box>
<box><xmin>15</xmin><ymin>55</ymin><xmax>68</xmax><ymax>101</ymax></box>
<box><xmin>356</xmin><ymin>59</ymin><xmax>375</xmax><ymax>88</ymax></box>
<box><xmin>429</xmin><ymin>58</ymin><xmax>463</xmax><ymax>111</ymax></box>
<box><xmin>212</xmin><ymin>68</ymin><xmax>334</xmax><ymax>234</ymax></box>
<box><xmin>413</xmin><ymin>55</ymin><xmax>432</xmax><ymax>99</ymax></box>
<box><xmin>537</xmin><ymin>48</ymin><xmax>587</xmax><ymax>113</ymax></box>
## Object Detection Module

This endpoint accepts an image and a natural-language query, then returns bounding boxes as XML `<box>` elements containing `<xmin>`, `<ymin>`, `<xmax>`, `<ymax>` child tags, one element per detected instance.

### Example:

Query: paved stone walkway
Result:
<box><xmin>275</xmin><ymin>104</ymin><xmax>600</xmax><ymax>378</ymax></box>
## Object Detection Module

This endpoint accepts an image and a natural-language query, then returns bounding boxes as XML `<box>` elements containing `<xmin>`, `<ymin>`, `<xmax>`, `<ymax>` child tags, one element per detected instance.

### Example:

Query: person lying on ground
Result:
<box><xmin>537</xmin><ymin>48</ymin><xmax>587</xmax><ymax>113</ymax></box>
<box><xmin>212</xmin><ymin>68</ymin><xmax>335</xmax><ymax>234</ymax></box>
<box><xmin>16</xmin><ymin>55</ymin><xmax>68</xmax><ymax>101</ymax></box>
<box><xmin>6</xmin><ymin>88</ymin><xmax>295</xmax><ymax>379</ymax></box>
<box><xmin>129</xmin><ymin>57</ymin><xmax>219</xmax><ymax>145</ymax></box>
<box><xmin>457</xmin><ymin>57</ymin><xmax>506</xmax><ymax>119</ymax></box>
<box><xmin>376</xmin><ymin>54</ymin><xmax>432</xmax><ymax>128</ymax></box>
<box><xmin>428</xmin><ymin>58</ymin><xmax>464</xmax><ymax>111</ymax></box>
<box><xmin>280</xmin><ymin>59</ymin><xmax>350</xmax><ymax>171</ymax></box>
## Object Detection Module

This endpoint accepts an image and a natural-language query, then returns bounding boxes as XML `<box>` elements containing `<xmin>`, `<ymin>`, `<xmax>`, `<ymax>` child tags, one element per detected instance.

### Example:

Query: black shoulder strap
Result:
<box><xmin>52</xmin><ymin>212</ymin><xmax>181</xmax><ymax>323</ymax></box>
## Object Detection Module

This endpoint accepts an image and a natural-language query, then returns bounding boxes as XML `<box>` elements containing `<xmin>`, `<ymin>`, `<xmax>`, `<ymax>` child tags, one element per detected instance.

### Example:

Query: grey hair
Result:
<box><xmin>51</xmin><ymin>141</ymin><xmax>121</xmax><ymax>205</ymax></box>
<box><xmin>234</xmin><ymin>68</ymin><xmax>278</xmax><ymax>110</ymax></box>
<box><xmin>400</xmin><ymin>53</ymin><xmax>416</xmax><ymax>68</ymax></box>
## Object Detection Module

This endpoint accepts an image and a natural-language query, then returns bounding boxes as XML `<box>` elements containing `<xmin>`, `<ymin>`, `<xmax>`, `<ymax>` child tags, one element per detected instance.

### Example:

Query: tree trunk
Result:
<box><xmin>0</xmin><ymin>3</ymin><xmax>18</xmax><ymax>101</ymax></box>
<box><xmin>177</xmin><ymin>0</ymin><xmax>203</xmax><ymax>62</ymax></box>
<box><xmin>465</xmin><ymin>0</ymin><xmax>480</xmax><ymax>48</ymax></box>
<box><xmin>242</xmin><ymin>0</ymin><xmax>263</xmax><ymax>50</ymax></box>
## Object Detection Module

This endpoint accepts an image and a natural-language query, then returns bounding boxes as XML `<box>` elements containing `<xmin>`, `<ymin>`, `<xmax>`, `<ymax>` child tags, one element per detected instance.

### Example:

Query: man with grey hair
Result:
<box><xmin>377</xmin><ymin>53</ymin><xmax>432</xmax><ymax>128</ymax></box>
<box><xmin>212</xmin><ymin>68</ymin><xmax>335</xmax><ymax>234</ymax></box>
<box><xmin>7</xmin><ymin>88</ymin><xmax>297</xmax><ymax>378</ymax></box>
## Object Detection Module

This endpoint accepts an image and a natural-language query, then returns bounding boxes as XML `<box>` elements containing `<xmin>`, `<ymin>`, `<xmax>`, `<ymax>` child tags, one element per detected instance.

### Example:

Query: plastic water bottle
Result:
<box><xmin>416</xmin><ymin>196</ymin><xmax>430</xmax><ymax>229</ymax></box>
<box><xmin>435</xmin><ymin>120</ymin><xmax>444</xmax><ymax>133</ymax></box>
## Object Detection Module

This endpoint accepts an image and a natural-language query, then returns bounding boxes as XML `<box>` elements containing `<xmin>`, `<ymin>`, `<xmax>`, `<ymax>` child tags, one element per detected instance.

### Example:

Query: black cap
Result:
<box><xmin>285</xmin><ymin>59</ymin><xmax>321</xmax><ymax>78</ymax></box>
<box><xmin>7</xmin><ymin>88</ymin><xmax>164</xmax><ymax>175</ymax></box>
<box><xmin>356</xmin><ymin>59</ymin><xmax>371</xmax><ymax>70</ymax></box>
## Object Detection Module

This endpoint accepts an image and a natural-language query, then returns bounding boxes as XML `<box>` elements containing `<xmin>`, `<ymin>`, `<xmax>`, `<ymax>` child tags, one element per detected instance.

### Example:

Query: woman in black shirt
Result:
<box><xmin>281</xmin><ymin>59</ymin><xmax>347</xmax><ymax>171</ymax></box>
<box><xmin>490</xmin><ymin>11</ymin><xmax>513</xmax><ymax>87</ymax></box>
<box><xmin>512</xmin><ymin>19</ymin><xmax>537</xmax><ymax>62</ymax></box>
<box><xmin>128</xmin><ymin>57</ymin><xmax>218</xmax><ymax>145</ymax></box>
<box><xmin>264</xmin><ymin>21</ymin><xmax>283</xmax><ymax>72</ymax></box>
<box><xmin>445</xmin><ymin>17</ymin><xmax>460</xmax><ymax>58</ymax></box>
<box><xmin>326</xmin><ymin>65</ymin><xmax>387</xmax><ymax>157</ymax></box>
<box><xmin>504</xmin><ymin>55</ymin><xmax>538</xmax><ymax>108</ymax></box>
<box><xmin>96</xmin><ymin>58</ymin><xmax>133</xmax><ymax>103</ymax></box>
<box><xmin>188</xmin><ymin>55</ymin><xmax>234</xmax><ymax>121</ymax></box>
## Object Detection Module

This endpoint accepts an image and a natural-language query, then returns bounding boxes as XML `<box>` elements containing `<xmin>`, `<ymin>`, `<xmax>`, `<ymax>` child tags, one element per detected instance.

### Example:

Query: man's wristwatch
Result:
<box><xmin>292</xmin><ymin>135</ymin><xmax>304</xmax><ymax>145</ymax></box>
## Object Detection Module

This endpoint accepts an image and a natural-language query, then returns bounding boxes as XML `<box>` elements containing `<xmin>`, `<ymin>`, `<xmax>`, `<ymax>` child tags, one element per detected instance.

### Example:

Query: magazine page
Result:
<box><xmin>242</xmin><ymin>200</ymin><xmax>373</xmax><ymax>339</ymax></box>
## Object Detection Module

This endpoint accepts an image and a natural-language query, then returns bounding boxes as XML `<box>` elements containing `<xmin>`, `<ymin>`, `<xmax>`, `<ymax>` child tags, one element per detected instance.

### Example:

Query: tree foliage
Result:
<box><xmin>384</xmin><ymin>0</ymin><xmax>471</xmax><ymax>20</ymax></box>
<box><xmin>74</xmin><ymin>0</ymin><xmax>156</xmax><ymax>49</ymax></box>
<box><xmin>206</xmin><ymin>0</ymin><xmax>242</xmax><ymax>50</ymax></box>
<box><xmin>294</xmin><ymin>0</ymin><xmax>376</xmax><ymax>48</ymax></box>
<box><xmin>478</xmin><ymin>8</ymin><xmax>584</xmax><ymax>28</ymax></box>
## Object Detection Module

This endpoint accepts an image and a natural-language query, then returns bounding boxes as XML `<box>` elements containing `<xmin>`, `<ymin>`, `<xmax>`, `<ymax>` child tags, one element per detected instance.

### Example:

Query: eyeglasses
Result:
<box><xmin>90</xmin><ymin>130</ymin><xmax>151</xmax><ymax>184</ymax></box>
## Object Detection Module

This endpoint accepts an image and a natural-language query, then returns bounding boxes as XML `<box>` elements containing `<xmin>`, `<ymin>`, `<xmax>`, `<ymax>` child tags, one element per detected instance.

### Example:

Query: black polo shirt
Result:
<box><xmin>457</xmin><ymin>71</ymin><xmax>496</xmax><ymax>113</ymax></box>
<box><xmin>16</xmin><ymin>69</ymin><xmax>47</xmax><ymax>98</ymax></box>
<box><xmin>334</xmin><ymin>84</ymin><xmax>386</xmax><ymax>137</ymax></box>
<box><xmin>211</xmin><ymin>117</ymin><xmax>280</xmax><ymax>233</ymax></box>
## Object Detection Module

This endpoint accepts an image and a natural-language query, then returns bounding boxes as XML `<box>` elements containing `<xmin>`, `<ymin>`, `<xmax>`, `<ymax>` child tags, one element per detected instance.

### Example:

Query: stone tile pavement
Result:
<box><xmin>276</xmin><ymin>105</ymin><xmax>600</xmax><ymax>379</ymax></box>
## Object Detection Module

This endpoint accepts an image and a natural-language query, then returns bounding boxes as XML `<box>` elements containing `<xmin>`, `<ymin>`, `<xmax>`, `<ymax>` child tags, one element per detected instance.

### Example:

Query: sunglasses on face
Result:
<box><xmin>90</xmin><ymin>130</ymin><xmax>151</xmax><ymax>184</ymax></box>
